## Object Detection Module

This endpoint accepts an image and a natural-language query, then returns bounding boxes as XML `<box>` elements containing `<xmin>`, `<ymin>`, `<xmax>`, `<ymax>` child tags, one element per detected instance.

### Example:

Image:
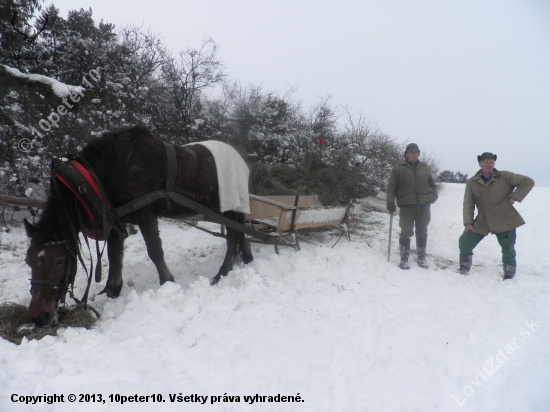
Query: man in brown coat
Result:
<box><xmin>386</xmin><ymin>143</ymin><xmax>438</xmax><ymax>269</ymax></box>
<box><xmin>458</xmin><ymin>152</ymin><xmax>534</xmax><ymax>279</ymax></box>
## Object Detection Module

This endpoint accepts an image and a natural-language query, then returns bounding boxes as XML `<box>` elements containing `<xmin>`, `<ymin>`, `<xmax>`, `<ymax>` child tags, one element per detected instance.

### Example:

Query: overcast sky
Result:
<box><xmin>50</xmin><ymin>0</ymin><xmax>550</xmax><ymax>186</ymax></box>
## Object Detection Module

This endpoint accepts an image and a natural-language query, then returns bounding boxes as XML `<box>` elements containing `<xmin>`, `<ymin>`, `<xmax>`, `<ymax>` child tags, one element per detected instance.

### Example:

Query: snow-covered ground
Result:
<box><xmin>1</xmin><ymin>183</ymin><xmax>549</xmax><ymax>412</ymax></box>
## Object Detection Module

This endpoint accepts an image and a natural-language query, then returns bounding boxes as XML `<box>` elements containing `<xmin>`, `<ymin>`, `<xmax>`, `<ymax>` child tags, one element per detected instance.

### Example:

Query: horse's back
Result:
<box><xmin>79</xmin><ymin>127</ymin><xmax>220</xmax><ymax>216</ymax></box>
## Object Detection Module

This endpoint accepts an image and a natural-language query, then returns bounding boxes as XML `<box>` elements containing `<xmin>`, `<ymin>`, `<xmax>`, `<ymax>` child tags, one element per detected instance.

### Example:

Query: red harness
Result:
<box><xmin>54</xmin><ymin>159</ymin><xmax>113</xmax><ymax>239</ymax></box>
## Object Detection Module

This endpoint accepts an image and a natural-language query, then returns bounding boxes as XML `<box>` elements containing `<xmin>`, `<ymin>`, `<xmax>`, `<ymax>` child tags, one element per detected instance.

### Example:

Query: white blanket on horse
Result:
<box><xmin>186</xmin><ymin>141</ymin><xmax>250</xmax><ymax>214</ymax></box>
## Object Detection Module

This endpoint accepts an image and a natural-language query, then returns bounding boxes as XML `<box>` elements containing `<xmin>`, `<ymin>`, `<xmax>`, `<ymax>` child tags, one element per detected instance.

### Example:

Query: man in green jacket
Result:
<box><xmin>458</xmin><ymin>152</ymin><xmax>534</xmax><ymax>279</ymax></box>
<box><xmin>386</xmin><ymin>143</ymin><xmax>438</xmax><ymax>269</ymax></box>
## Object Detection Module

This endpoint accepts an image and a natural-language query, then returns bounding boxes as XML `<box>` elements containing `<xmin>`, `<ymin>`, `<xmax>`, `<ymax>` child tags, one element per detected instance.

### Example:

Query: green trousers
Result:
<box><xmin>458</xmin><ymin>229</ymin><xmax>517</xmax><ymax>266</ymax></box>
<box><xmin>399</xmin><ymin>202</ymin><xmax>431</xmax><ymax>239</ymax></box>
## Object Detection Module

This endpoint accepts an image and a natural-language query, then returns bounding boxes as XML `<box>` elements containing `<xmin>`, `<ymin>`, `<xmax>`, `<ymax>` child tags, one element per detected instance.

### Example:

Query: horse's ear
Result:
<box><xmin>23</xmin><ymin>218</ymin><xmax>39</xmax><ymax>238</ymax></box>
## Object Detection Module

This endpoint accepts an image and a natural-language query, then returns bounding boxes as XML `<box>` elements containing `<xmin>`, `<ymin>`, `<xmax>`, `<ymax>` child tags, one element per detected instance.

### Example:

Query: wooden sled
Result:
<box><xmin>245</xmin><ymin>195</ymin><xmax>353</xmax><ymax>253</ymax></box>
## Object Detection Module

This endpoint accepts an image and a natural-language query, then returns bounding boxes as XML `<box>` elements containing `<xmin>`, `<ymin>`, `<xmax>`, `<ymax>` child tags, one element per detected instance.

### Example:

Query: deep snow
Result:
<box><xmin>1</xmin><ymin>183</ymin><xmax>549</xmax><ymax>412</ymax></box>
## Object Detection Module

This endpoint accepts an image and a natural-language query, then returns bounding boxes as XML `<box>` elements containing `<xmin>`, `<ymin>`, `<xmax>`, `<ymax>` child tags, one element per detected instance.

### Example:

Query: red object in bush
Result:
<box><xmin>317</xmin><ymin>136</ymin><xmax>325</xmax><ymax>146</ymax></box>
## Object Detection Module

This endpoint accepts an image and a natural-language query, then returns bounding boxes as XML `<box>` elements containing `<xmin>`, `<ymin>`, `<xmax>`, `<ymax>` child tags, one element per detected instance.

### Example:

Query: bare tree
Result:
<box><xmin>158</xmin><ymin>38</ymin><xmax>226</xmax><ymax>142</ymax></box>
<box><xmin>414</xmin><ymin>146</ymin><xmax>442</xmax><ymax>192</ymax></box>
<box><xmin>118</xmin><ymin>24</ymin><xmax>166</xmax><ymax>82</ymax></box>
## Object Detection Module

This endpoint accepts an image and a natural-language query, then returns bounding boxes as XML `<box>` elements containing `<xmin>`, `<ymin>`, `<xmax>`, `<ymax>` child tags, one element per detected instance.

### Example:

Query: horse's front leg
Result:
<box><xmin>138</xmin><ymin>217</ymin><xmax>175</xmax><ymax>285</ymax></box>
<box><xmin>100</xmin><ymin>232</ymin><xmax>125</xmax><ymax>298</ymax></box>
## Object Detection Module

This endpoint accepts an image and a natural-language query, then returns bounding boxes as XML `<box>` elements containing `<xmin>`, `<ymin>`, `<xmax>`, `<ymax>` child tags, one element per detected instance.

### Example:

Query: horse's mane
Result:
<box><xmin>79</xmin><ymin>125</ymin><xmax>153</xmax><ymax>167</ymax></box>
<box><xmin>31</xmin><ymin>192</ymin><xmax>66</xmax><ymax>244</ymax></box>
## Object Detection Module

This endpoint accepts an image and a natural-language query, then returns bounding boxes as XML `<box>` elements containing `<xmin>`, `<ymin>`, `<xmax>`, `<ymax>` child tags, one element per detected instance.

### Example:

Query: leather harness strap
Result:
<box><xmin>116</xmin><ymin>191</ymin><xmax>167</xmax><ymax>218</ymax></box>
<box><xmin>166</xmin><ymin>191</ymin><xmax>279</xmax><ymax>245</ymax></box>
<box><xmin>117</xmin><ymin>142</ymin><xmax>177</xmax><ymax>217</ymax></box>
<box><xmin>116</xmin><ymin>189</ymin><xmax>281</xmax><ymax>245</ymax></box>
<box><xmin>163</xmin><ymin>141</ymin><xmax>177</xmax><ymax>193</ymax></box>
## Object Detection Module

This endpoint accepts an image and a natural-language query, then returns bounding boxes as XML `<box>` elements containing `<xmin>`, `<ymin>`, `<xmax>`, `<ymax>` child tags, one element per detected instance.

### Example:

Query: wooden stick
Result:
<box><xmin>249</xmin><ymin>194</ymin><xmax>296</xmax><ymax>210</ymax></box>
<box><xmin>387</xmin><ymin>212</ymin><xmax>393</xmax><ymax>262</ymax></box>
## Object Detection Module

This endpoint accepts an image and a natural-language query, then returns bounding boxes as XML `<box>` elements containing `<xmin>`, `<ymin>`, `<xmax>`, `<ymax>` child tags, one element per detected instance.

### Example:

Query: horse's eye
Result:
<box><xmin>55</xmin><ymin>258</ymin><xmax>66</xmax><ymax>266</ymax></box>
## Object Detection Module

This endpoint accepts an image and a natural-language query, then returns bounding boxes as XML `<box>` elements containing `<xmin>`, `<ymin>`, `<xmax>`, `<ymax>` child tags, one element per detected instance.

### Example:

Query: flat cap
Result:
<box><xmin>477</xmin><ymin>152</ymin><xmax>497</xmax><ymax>162</ymax></box>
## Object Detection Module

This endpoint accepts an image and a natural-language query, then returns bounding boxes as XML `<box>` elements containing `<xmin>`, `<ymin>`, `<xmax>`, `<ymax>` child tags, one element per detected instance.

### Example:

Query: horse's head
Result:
<box><xmin>24</xmin><ymin>219</ymin><xmax>76</xmax><ymax>327</ymax></box>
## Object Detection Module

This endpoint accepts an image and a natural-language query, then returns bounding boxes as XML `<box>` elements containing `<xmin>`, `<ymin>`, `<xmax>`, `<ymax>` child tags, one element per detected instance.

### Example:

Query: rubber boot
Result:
<box><xmin>457</xmin><ymin>255</ymin><xmax>472</xmax><ymax>275</ymax></box>
<box><xmin>399</xmin><ymin>238</ymin><xmax>411</xmax><ymax>270</ymax></box>
<box><xmin>503</xmin><ymin>264</ymin><xmax>516</xmax><ymax>280</ymax></box>
<box><xmin>416</xmin><ymin>237</ymin><xmax>429</xmax><ymax>269</ymax></box>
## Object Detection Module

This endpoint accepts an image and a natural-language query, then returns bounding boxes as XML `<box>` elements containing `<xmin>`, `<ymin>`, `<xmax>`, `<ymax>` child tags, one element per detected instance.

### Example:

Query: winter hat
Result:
<box><xmin>477</xmin><ymin>152</ymin><xmax>497</xmax><ymax>162</ymax></box>
<box><xmin>404</xmin><ymin>143</ymin><xmax>420</xmax><ymax>157</ymax></box>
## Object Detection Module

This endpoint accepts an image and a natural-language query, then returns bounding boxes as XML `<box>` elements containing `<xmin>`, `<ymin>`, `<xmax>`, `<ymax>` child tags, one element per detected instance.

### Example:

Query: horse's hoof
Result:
<box><xmin>210</xmin><ymin>275</ymin><xmax>221</xmax><ymax>285</ymax></box>
<box><xmin>98</xmin><ymin>288</ymin><xmax>114</xmax><ymax>298</ymax></box>
<box><xmin>159</xmin><ymin>276</ymin><xmax>175</xmax><ymax>285</ymax></box>
<box><xmin>16</xmin><ymin>323</ymin><xmax>39</xmax><ymax>336</ymax></box>
<box><xmin>99</xmin><ymin>284</ymin><xmax>122</xmax><ymax>298</ymax></box>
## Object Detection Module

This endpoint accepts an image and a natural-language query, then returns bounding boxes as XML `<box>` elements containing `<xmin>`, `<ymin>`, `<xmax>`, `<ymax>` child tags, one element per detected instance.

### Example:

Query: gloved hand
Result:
<box><xmin>387</xmin><ymin>203</ymin><xmax>396</xmax><ymax>213</ymax></box>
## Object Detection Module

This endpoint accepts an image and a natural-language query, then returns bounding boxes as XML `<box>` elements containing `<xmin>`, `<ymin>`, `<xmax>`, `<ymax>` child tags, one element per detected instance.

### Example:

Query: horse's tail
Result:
<box><xmin>237</xmin><ymin>212</ymin><xmax>253</xmax><ymax>264</ymax></box>
<box><xmin>239</xmin><ymin>234</ymin><xmax>253</xmax><ymax>264</ymax></box>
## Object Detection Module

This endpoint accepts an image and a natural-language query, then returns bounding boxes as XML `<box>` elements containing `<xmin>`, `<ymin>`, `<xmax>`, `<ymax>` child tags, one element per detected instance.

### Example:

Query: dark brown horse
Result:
<box><xmin>24</xmin><ymin>126</ymin><xmax>253</xmax><ymax>327</ymax></box>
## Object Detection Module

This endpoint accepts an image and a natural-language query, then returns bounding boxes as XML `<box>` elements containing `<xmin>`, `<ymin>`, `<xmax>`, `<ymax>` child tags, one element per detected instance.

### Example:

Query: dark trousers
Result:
<box><xmin>458</xmin><ymin>229</ymin><xmax>517</xmax><ymax>266</ymax></box>
<box><xmin>399</xmin><ymin>203</ymin><xmax>431</xmax><ymax>239</ymax></box>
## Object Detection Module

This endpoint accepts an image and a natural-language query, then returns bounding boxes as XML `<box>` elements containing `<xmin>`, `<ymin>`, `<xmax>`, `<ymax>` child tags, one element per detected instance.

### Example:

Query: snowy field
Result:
<box><xmin>1</xmin><ymin>183</ymin><xmax>549</xmax><ymax>412</ymax></box>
